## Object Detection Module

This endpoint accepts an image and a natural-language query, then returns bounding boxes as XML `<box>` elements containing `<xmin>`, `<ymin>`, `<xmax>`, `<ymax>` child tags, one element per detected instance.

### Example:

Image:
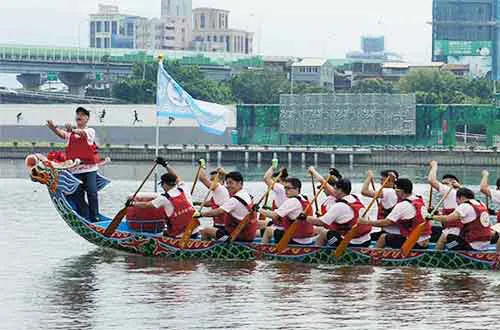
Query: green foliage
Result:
<box><xmin>351</xmin><ymin>79</ymin><xmax>395</xmax><ymax>94</ymax></box>
<box><xmin>398</xmin><ymin>69</ymin><xmax>494</xmax><ymax>104</ymax></box>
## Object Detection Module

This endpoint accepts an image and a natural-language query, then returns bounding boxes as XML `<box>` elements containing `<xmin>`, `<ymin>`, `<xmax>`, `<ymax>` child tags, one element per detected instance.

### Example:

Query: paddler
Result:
<box><xmin>196</xmin><ymin>167</ymin><xmax>229</xmax><ymax>229</ymax></box>
<box><xmin>257</xmin><ymin>178</ymin><xmax>316</xmax><ymax>245</ymax></box>
<box><xmin>46</xmin><ymin>107</ymin><xmax>101</xmax><ymax>222</ymax></box>
<box><xmin>130</xmin><ymin>159</ymin><xmax>196</xmax><ymax>238</ymax></box>
<box><xmin>197</xmin><ymin>172</ymin><xmax>257</xmax><ymax>242</ymax></box>
<box><xmin>361</xmin><ymin>169</ymin><xmax>399</xmax><ymax>241</ymax></box>
<box><xmin>431</xmin><ymin>188</ymin><xmax>493</xmax><ymax>251</ymax></box>
<box><xmin>428</xmin><ymin>160</ymin><xmax>461</xmax><ymax>249</ymax></box>
<box><xmin>359</xmin><ymin>178</ymin><xmax>431</xmax><ymax>249</ymax></box>
<box><xmin>479</xmin><ymin>170</ymin><xmax>500</xmax><ymax>250</ymax></box>
<box><xmin>308</xmin><ymin>167</ymin><xmax>342</xmax><ymax>216</ymax></box>
<box><xmin>263</xmin><ymin>166</ymin><xmax>289</xmax><ymax>210</ymax></box>
<box><xmin>305</xmin><ymin>179</ymin><xmax>372</xmax><ymax>248</ymax></box>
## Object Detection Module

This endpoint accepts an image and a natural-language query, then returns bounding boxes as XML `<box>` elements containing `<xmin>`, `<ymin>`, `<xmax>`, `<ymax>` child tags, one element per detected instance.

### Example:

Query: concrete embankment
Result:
<box><xmin>2</xmin><ymin>144</ymin><xmax>499</xmax><ymax>166</ymax></box>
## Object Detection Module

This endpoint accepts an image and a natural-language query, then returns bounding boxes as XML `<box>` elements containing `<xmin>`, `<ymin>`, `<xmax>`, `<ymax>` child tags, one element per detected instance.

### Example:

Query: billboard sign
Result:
<box><xmin>279</xmin><ymin>94</ymin><xmax>416</xmax><ymax>136</ymax></box>
<box><xmin>434</xmin><ymin>40</ymin><xmax>492</xmax><ymax>57</ymax></box>
<box><xmin>448</xmin><ymin>55</ymin><xmax>492</xmax><ymax>79</ymax></box>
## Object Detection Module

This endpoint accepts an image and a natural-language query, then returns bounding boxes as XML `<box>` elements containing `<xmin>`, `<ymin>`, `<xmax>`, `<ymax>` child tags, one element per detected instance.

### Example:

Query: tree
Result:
<box><xmin>398</xmin><ymin>69</ymin><xmax>494</xmax><ymax>104</ymax></box>
<box><xmin>350</xmin><ymin>79</ymin><xmax>394</xmax><ymax>93</ymax></box>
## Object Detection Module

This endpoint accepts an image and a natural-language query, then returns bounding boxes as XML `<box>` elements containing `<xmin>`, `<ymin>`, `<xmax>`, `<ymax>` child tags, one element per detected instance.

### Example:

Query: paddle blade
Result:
<box><xmin>103</xmin><ymin>207</ymin><xmax>128</xmax><ymax>237</ymax></box>
<box><xmin>180</xmin><ymin>218</ymin><xmax>200</xmax><ymax>248</ymax></box>
<box><xmin>334</xmin><ymin>225</ymin><xmax>359</xmax><ymax>258</ymax></box>
<box><xmin>275</xmin><ymin>221</ymin><xmax>299</xmax><ymax>253</ymax></box>
<box><xmin>230</xmin><ymin>218</ymin><xmax>250</xmax><ymax>242</ymax></box>
<box><xmin>401</xmin><ymin>223</ymin><xmax>425</xmax><ymax>257</ymax></box>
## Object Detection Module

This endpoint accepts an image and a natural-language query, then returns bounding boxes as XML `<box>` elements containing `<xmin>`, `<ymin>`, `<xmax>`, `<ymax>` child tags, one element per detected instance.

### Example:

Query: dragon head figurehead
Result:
<box><xmin>25</xmin><ymin>154</ymin><xmax>81</xmax><ymax>193</ymax></box>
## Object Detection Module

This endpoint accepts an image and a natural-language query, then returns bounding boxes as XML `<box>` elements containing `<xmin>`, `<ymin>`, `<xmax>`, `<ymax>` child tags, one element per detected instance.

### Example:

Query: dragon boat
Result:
<box><xmin>26</xmin><ymin>154</ymin><xmax>500</xmax><ymax>271</ymax></box>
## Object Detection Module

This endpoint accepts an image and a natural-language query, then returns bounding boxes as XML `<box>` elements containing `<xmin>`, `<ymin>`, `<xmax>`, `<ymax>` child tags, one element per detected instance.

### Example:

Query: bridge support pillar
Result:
<box><xmin>16</xmin><ymin>73</ymin><xmax>45</xmax><ymax>90</ymax></box>
<box><xmin>59</xmin><ymin>72</ymin><xmax>90</xmax><ymax>96</ymax></box>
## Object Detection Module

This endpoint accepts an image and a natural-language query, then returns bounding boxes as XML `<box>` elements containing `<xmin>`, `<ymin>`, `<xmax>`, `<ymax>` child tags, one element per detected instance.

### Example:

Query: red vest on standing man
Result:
<box><xmin>65</xmin><ymin>132</ymin><xmax>100</xmax><ymax>164</ymax></box>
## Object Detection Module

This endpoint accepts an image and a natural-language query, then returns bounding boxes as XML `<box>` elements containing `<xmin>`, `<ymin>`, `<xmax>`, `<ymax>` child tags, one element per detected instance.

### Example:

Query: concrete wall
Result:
<box><xmin>0</xmin><ymin>104</ymin><xmax>236</xmax><ymax>145</ymax></box>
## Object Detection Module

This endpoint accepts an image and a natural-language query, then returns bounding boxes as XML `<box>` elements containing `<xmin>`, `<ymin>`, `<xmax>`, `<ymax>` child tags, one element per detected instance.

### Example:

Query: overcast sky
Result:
<box><xmin>0</xmin><ymin>0</ymin><xmax>433</xmax><ymax>86</ymax></box>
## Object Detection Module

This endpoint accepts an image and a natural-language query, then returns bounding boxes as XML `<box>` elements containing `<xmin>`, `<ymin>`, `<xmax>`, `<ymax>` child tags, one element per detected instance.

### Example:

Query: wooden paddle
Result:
<box><xmin>334</xmin><ymin>175</ymin><xmax>393</xmax><ymax>258</ymax></box>
<box><xmin>275</xmin><ymin>174</ymin><xmax>334</xmax><ymax>253</ymax></box>
<box><xmin>180</xmin><ymin>170</ymin><xmax>221</xmax><ymax>248</ymax></box>
<box><xmin>190</xmin><ymin>159</ymin><xmax>205</xmax><ymax>195</ymax></box>
<box><xmin>371</xmin><ymin>178</ymin><xmax>380</xmax><ymax>208</ymax></box>
<box><xmin>428</xmin><ymin>184</ymin><xmax>433</xmax><ymax>212</ymax></box>
<box><xmin>401</xmin><ymin>186</ymin><xmax>453</xmax><ymax>257</ymax></box>
<box><xmin>312</xmin><ymin>174</ymin><xmax>321</xmax><ymax>216</ymax></box>
<box><xmin>104</xmin><ymin>162</ymin><xmax>158</xmax><ymax>237</ymax></box>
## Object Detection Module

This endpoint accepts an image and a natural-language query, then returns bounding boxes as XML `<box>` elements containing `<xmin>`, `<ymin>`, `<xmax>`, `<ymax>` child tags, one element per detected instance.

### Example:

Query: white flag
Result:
<box><xmin>156</xmin><ymin>61</ymin><xmax>227</xmax><ymax>135</ymax></box>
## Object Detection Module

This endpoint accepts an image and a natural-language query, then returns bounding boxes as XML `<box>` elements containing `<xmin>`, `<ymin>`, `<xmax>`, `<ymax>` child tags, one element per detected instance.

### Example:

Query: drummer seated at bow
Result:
<box><xmin>130</xmin><ymin>161</ymin><xmax>196</xmax><ymax>239</ymax></box>
<box><xmin>359</xmin><ymin>178</ymin><xmax>431</xmax><ymax>250</ymax></box>
<box><xmin>258</xmin><ymin>178</ymin><xmax>316</xmax><ymax>245</ymax></box>
<box><xmin>196</xmin><ymin>167</ymin><xmax>229</xmax><ymax>229</ymax></box>
<box><xmin>305</xmin><ymin>179</ymin><xmax>372</xmax><ymax>248</ymax></box>
<box><xmin>428</xmin><ymin>160</ymin><xmax>461</xmax><ymax>247</ymax></box>
<box><xmin>431</xmin><ymin>188</ymin><xmax>493</xmax><ymax>251</ymax></box>
<box><xmin>198</xmin><ymin>172</ymin><xmax>257</xmax><ymax>243</ymax></box>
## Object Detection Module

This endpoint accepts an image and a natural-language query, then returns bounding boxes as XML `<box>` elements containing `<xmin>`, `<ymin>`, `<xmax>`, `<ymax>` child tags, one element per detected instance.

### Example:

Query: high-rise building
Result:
<box><xmin>161</xmin><ymin>0</ymin><xmax>192</xmax><ymax>18</ymax></box>
<box><xmin>192</xmin><ymin>8</ymin><xmax>254</xmax><ymax>54</ymax></box>
<box><xmin>432</xmin><ymin>0</ymin><xmax>496</xmax><ymax>79</ymax></box>
<box><xmin>136</xmin><ymin>17</ymin><xmax>192</xmax><ymax>50</ymax></box>
<box><xmin>89</xmin><ymin>4</ymin><xmax>143</xmax><ymax>49</ymax></box>
<box><xmin>361</xmin><ymin>36</ymin><xmax>385</xmax><ymax>54</ymax></box>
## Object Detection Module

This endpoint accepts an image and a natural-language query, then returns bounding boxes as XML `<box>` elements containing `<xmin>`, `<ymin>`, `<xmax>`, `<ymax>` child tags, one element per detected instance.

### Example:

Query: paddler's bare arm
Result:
<box><xmin>433</xmin><ymin>211</ymin><xmax>461</xmax><ymax>224</ymax></box>
<box><xmin>480</xmin><ymin>170</ymin><xmax>492</xmax><ymax>197</ymax></box>
<box><xmin>165</xmin><ymin>164</ymin><xmax>182</xmax><ymax>185</ymax></box>
<box><xmin>131</xmin><ymin>201</ymin><xmax>155</xmax><ymax>209</ymax></box>
<box><xmin>258</xmin><ymin>208</ymin><xmax>280</xmax><ymax>222</ymax></box>
<box><xmin>46</xmin><ymin>120</ymin><xmax>67</xmax><ymax>140</ymax></box>
<box><xmin>264</xmin><ymin>166</ymin><xmax>275</xmax><ymax>187</ymax></box>
<box><xmin>200</xmin><ymin>207</ymin><xmax>226</xmax><ymax>218</ymax></box>
<box><xmin>308</xmin><ymin>167</ymin><xmax>335</xmax><ymax>196</ymax></box>
<box><xmin>199</xmin><ymin>167</ymin><xmax>212</xmax><ymax>189</ymax></box>
<box><xmin>428</xmin><ymin>160</ymin><xmax>441</xmax><ymax>191</ymax></box>
<box><xmin>361</xmin><ymin>170</ymin><xmax>378</xmax><ymax>198</ymax></box>
<box><xmin>305</xmin><ymin>216</ymin><xmax>325</xmax><ymax>226</ymax></box>
<box><xmin>359</xmin><ymin>218</ymin><xmax>394</xmax><ymax>227</ymax></box>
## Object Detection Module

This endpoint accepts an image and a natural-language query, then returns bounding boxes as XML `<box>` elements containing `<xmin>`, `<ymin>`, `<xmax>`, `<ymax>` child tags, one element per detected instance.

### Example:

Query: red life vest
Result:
<box><xmin>163</xmin><ymin>188</ymin><xmax>196</xmax><ymax>238</ymax></box>
<box><xmin>127</xmin><ymin>207</ymin><xmax>166</xmax><ymax>233</ymax></box>
<box><xmin>65</xmin><ymin>132</ymin><xmax>100</xmax><ymax>164</ymax></box>
<box><xmin>461</xmin><ymin>200</ymin><xmax>493</xmax><ymax>243</ymax></box>
<box><xmin>397</xmin><ymin>197</ymin><xmax>432</xmax><ymax>238</ymax></box>
<box><xmin>320</xmin><ymin>196</ymin><xmax>336</xmax><ymax>216</ymax></box>
<box><xmin>497</xmin><ymin>209</ymin><xmax>500</xmax><ymax>224</ymax></box>
<box><xmin>440</xmin><ymin>208</ymin><xmax>463</xmax><ymax>230</ymax></box>
<box><xmin>224</xmin><ymin>195</ymin><xmax>257</xmax><ymax>242</ymax></box>
<box><xmin>328</xmin><ymin>195</ymin><xmax>372</xmax><ymax>239</ymax></box>
<box><xmin>279</xmin><ymin>196</ymin><xmax>315</xmax><ymax>239</ymax></box>
<box><xmin>210</xmin><ymin>197</ymin><xmax>229</xmax><ymax>226</ymax></box>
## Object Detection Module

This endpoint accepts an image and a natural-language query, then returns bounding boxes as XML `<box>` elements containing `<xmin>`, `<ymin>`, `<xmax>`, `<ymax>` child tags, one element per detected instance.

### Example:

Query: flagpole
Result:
<box><xmin>154</xmin><ymin>54</ymin><xmax>164</xmax><ymax>192</ymax></box>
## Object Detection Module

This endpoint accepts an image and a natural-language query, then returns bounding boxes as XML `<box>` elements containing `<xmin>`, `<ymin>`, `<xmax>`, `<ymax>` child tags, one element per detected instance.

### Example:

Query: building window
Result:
<box><xmin>127</xmin><ymin>23</ymin><xmax>134</xmax><ymax>36</ymax></box>
<box><xmin>104</xmin><ymin>38</ymin><xmax>110</xmax><ymax>48</ymax></box>
<box><xmin>96</xmin><ymin>21</ymin><xmax>102</xmax><ymax>33</ymax></box>
<box><xmin>111</xmin><ymin>21</ymin><xmax>117</xmax><ymax>34</ymax></box>
<box><xmin>90</xmin><ymin>37</ymin><xmax>95</xmax><ymax>48</ymax></box>
<box><xmin>200</xmin><ymin>14</ymin><xmax>206</xmax><ymax>29</ymax></box>
<box><xmin>165</xmin><ymin>36</ymin><xmax>175</xmax><ymax>40</ymax></box>
<box><xmin>104</xmin><ymin>21</ymin><xmax>110</xmax><ymax>33</ymax></box>
<box><xmin>226</xmin><ymin>36</ymin><xmax>230</xmax><ymax>52</ymax></box>
<box><xmin>213</xmin><ymin>36</ymin><xmax>217</xmax><ymax>42</ymax></box>
<box><xmin>166</xmin><ymin>26</ymin><xmax>175</xmax><ymax>30</ymax></box>
<box><xmin>207</xmin><ymin>36</ymin><xmax>211</xmax><ymax>42</ymax></box>
<box><xmin>90</xmin><ymin>21</ymin><xmax>96</xmax><ymax>33</ymax></box>
<box><xmin>96</xmin><ymin>38</ymin><xmax>102</xmax><ymax>48</ymax></box>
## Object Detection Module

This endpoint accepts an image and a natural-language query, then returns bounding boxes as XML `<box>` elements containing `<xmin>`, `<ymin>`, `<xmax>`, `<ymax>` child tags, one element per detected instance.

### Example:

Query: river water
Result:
<box><xmin>1</xmin><ymin>159</ymin><xmax>500</xmax><ymax>330</ymax></box>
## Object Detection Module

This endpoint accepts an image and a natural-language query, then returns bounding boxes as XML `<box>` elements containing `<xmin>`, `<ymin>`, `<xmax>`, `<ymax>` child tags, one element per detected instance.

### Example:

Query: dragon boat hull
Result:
<box><xmin>27</xmin><ymin>154</ymin><xmax>500</xmax><ymax>271</ymax></box>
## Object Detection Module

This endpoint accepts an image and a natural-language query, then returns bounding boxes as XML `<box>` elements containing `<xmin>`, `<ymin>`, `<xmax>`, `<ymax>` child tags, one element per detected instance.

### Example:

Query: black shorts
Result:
<box><xmin>215</xmin><ymin>228</ymin><xmax>230</xmax><ymax>243</ymax></box>
<box><xmin>431</xmin><ymin>225</ymin><xmax>443</xmax><ymax>243</ymax></box>
<box><xmin>326</xmin><ymin>231</ymin><xmax>371</xmax><ymax>248</ymax></box>
<box><xmin>273</xmin><ymin>228</ymin><xmax>310</xmax><ymax>245</ymax></box>
<box><xmin>385</xmin><ymin>234</ymin><xmax>428</xmax><ymax>250</ymax></box>
<box><xmin>446</xmin><ymin>234</ymin><xmax>473</xmax><ymax>251</ymax></box>
<box><xmin>491</xmin><ymin>232</ymin><xmax>499</xmax><ymax>245</ymax></box>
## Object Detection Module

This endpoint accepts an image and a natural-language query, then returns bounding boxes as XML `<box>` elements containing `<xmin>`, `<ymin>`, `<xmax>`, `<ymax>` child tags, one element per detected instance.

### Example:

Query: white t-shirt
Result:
<box><xmin>380</xmin><ymin>188</ymin><xmax>398</xmax><ymax>210</ymax></box>
<box><xmin>438</xmin><ymin>183</ymin><xmax>458</xmax><ymax>210</ymax></box>
<box><xmin>320</xmin><ymin>195</ymin><xmax>370</xmax><ymax>244</ymax></box>
<box><xmin>321</xmin><ymin>196</ymin><xmax>337</xmax><ymax>214</ymax></box>
<box><xmin>386</xmin><ymin>197</ymin><xmax>430</xmax><ymax>242</ymax></box>
<box><xmin>221</xmin><ymin>190</ymin><xmax>252</xmax><ymax>221</ymax></box>
<box><xmin>151</xmin><ymin>182</ymin><xmax>192</xmax><ymax>217</ymax></box>
<box><xmin>64</xmin><ymin>128</ymin><xmax>98</xmax><ymax>174</ymax></box>
<box><xmin>275</xmin><ymin>197</ymin><xmax>304</xmax><ymax>220</ymax></box>
<box><xmin>207</xmin><ymin>183</ymin><xmax>230</xmax><ymax>206</ymax></box>
<box><xmin>272</xmin><ymin>183</ymin><xmax>287</xmax><ymax>208</ymax></box>
<box><xmin>491</xmin><ymin>189</ymin><xmax>500</xmax><ymax>204</ymax></box>
<box><xmin>455</xmin><ymin>201</ymin><xmax>490</xmax><ymax>250</ymax></box>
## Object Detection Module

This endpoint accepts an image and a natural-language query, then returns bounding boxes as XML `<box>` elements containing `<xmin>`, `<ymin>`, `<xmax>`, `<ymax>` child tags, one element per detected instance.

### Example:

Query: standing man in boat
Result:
<box><xmin>428</xmin><ymin>160</ymin><xmax>461</xmax><ymax>249</ymax></box>
<box><xmin>130</xmin><ymin>158</ymin><xmax>196</xmax><ymax>238</ymax></box>
<box><xmin>361</xmin><ymin>170</ymin><xmax>399</xmax><ymax>240</ymax></box>
<box><xmin>196</xmin><ymin>168</ymin><xmax>230</xmax><ymax>228</ymax></box>
<box><xmin>258</xmin><ymin>178</ymin><xmax>316</xmax><ymax>245</ymax></box>
<box><xmin>431</xmin><ymin>188</ymin><xmax>492</xmax><ymax>251</ymax></box>
<box><xmin>359</xmin><ymin>178</ymin><xmax>432</xmax><ymax>249</ymax></box>
<box><xmin>305</xmin><ymin>179</ymin><xmax>372</xmax><ymax>248</ymax></box>
<box><xmin>197</xmin><ymin>172</ymin><xmax>257</xmax><ymax>242</ymax></box>
<box><xmin>46</xmin><ymin>107</ymin><xmax>100</xmax><ymax>222</ymax></box>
